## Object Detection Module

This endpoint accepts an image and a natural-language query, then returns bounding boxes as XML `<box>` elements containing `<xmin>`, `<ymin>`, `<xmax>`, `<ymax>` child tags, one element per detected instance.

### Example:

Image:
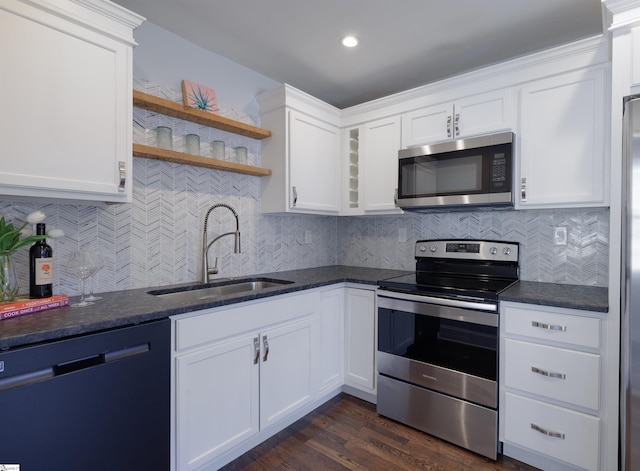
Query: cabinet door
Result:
<box><xmin>402</xmin><ymin>103</ymin><xmax>452</xmax><ymax>147</ymax></box>
<box><xmin>455</xmin><ymin>89</ymin><xmax>512</xmax><ymax>138</ymax></box>
<box><xmin>401</xmin><ymin>89</ymin><xmax>511</xmax><ymax>147</ymax></box>
<box><xmin>517</xmin><ymin>67</ymin><xmax>607</xmax><ymax>208</ymax></box>
<box><xmin>260</xmin><ymin>316</ymin><xmax>314</xmax><ymax>428</ymax></box>
<box><xmin>176</xmin><ymin>333</ymin><xmax>259</xmax><ymax>471</ymax></box>
<box><xmin>344</xmin><ymin>288</ymin><xmax>376</xmax><ymax>392</ymax></box>
<box><xmin>0</xmin><ymin>5</ymin><xmax>134</xmax><ymax>202</ymax></box>
<box><xmin>289</xmin><ymin>110</ymin><xmax>340</xmax><ymax>213</ymax></box>
<box><xmin>361</xmin><ymin>116</ymin><xmax>403</xmax><ymax>213</ymax></box>
<box><xmin>317</xmin><ymin>289</ymin><xmax>344</xmax><ymax>395</ymax></box>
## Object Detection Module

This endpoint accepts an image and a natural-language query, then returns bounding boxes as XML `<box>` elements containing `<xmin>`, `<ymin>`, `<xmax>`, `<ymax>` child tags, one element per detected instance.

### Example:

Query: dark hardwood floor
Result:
<box><xmin>220</xmin><ymin>393</ymin><xmax>540</xmax><ymax>471</ymax></box>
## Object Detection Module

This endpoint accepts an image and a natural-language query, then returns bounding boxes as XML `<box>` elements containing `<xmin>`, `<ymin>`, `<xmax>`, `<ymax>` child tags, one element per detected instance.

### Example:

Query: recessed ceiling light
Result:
<box><xmin>341</xmin><ymin>35</ymin><xmax>359</xmax><ymax>48</ymax></box>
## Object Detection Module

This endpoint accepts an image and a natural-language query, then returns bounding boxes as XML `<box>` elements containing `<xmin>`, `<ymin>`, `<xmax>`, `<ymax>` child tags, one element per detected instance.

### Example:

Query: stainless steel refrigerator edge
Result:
<box><xmin>621</xmin><ymin>95</ymin><xmax>640</xmax><ymax>471</ymax></box>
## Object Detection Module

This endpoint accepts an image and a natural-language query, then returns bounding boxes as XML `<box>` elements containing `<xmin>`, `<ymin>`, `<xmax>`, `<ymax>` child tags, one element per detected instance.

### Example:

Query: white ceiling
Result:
<box><xmin>112</xmin><ymin>0</ymin><xmax>606</xmax><ymax>109</ymax></box>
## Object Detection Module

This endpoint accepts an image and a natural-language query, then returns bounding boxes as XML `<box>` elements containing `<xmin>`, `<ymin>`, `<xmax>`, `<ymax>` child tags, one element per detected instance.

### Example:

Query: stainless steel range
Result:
<box><xmin>376</xmin><ymin>239</ymin><xmax>519</xmax><ymax>460</ymax></box>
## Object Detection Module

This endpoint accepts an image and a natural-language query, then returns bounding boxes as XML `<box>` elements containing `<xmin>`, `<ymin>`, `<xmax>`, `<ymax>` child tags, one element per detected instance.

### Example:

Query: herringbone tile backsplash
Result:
<box><xmin>0</xmin><ymin>81</ymin><xmax>609</xmax><ymax>297</ymax></box>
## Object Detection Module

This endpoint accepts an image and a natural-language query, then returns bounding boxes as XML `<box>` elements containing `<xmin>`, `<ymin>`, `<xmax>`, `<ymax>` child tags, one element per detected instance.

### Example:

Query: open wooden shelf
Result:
<box><xmin>133</xmin><ymin>144</ymin><xmax>272</xmax><ymax>177</ymax></box>
<box><xmin>133</xmin><ymin>90</ymin><xmax>271</xmax><ymax>140</ymax></box>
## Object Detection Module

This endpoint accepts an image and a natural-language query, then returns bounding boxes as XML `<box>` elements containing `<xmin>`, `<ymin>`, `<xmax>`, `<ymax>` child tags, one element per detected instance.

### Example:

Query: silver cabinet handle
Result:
<box><xmin>118</xmin><ymin>161</ymin><xmax>126</xmax><ymax>192</ymax></box>
<box><xmin>531</xmin><ymin>423</ymin><xmax>565</xmax><ymax>439</ymax></box>
<box><xmin>454</xmin><ymin>113</ymin><xmax>460</xmax><ymax>136</ymax></box>
<box><xmin>521</xmin><ymin>177</ymin><xmax>526</xmax><ymax>202</ymax></box>
<box><xmin>253</xmin><ymin>337</ymin><xmax>260</xmax><ymax>365</ymax></box>
<box><xmin>531</xmin><ymin>320</ymin><xmax>567</xmax><ymax>332</ymax></box>
<box><xmin>262</xmin><ymin>335</ymin><xmax>270</xmax><ymax>362</ymax></box>
<box><xmin>446</xmin><ymin>115</ymin><xmax>452</xmax><ymax>138</ymax></box>
<box><xmin>292</xmin><ymin>186</ymin><xmax>298</xmax><ymax>207</ymax></box>
<box><xmin>531</xmin><ymin>366</ymin><xmax>566</xmax><ymax>380</ymax></box>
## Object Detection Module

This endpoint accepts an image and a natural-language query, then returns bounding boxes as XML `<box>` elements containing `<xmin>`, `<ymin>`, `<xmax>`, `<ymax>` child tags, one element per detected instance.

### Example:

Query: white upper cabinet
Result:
<box><xmin>517</xmin><ymin>66</ymin><xmax>608</xmax><ymax>208</ymax></box>
<box><xmin>401</xmin><ymin>89</ymin><xmax>512</xmax><ymax>147</ymax></box>
<box><xmin>360</xmin><ymin>116</ymin><xmax>403</xmax><ymax>214</ymax></box>
<box><xmin>258</xmin><ymin>84</ymin><xmax>341</xmax><ymax>215</ymax></box>
<box><xmin>0</xmin><ymin>0</ymin><xmax>143</xmax><ymax>203</ymax></box>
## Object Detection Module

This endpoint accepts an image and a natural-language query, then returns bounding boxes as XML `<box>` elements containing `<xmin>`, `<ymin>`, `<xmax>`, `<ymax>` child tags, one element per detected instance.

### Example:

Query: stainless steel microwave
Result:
<box><xmin>396</xmin><ymin>131</ymin><xmax>514</xmax><ymax>211</ymax></box>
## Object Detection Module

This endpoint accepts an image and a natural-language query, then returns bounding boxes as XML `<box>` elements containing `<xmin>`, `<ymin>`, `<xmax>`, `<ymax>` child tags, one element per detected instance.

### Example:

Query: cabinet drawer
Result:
<box><xmin>504</xmin><ymin>393</ymin><xmax>600</xmax><ymax>471</ymax></box>
<box><xmin>504</xmin><ymin>339</ymin><xmax>600</xmax><ymax>410</ymax></box>
<box><xmin>503</xmin><ymin>306</ymin><xmax>600</xmax><ymax>349</ymax></box>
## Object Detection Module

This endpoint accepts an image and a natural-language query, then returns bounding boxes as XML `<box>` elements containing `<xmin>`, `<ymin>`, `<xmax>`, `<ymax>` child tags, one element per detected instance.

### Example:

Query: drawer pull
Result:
<box><xmin>531</xmin><ymin>320</ymin><xmax>566</xmax><ymax>332</ymax></box>
<box><xmin>531</xmin><ymin>423</ymin><xmax>565</xmax><ymax>439</ymax></box>
<box><xmin>531</xmin><ymin>366</ymin><xmax>566</xmax><ymax>380</ymax></box>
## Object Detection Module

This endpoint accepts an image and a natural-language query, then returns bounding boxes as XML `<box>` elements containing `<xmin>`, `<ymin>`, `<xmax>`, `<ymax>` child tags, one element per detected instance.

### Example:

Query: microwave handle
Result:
<box><xmin>521</xmin><ymin>178</ymin><xmax>527</xmax><ymax>202</ymax></box>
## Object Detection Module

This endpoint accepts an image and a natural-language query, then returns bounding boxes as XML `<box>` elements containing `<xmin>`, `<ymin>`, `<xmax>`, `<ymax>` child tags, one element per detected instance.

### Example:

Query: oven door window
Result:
<box><xmin>378</xmin><ymin>307</ymin><xmax>497</xmax><ymax>381</ymax></box>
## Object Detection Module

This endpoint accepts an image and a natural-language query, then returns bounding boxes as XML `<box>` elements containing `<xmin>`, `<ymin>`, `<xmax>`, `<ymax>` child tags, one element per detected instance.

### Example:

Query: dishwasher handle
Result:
<box><xmin>0</xmin><ymin>342</ymin><xmax>150</xmax><ymax>392</ymax></box>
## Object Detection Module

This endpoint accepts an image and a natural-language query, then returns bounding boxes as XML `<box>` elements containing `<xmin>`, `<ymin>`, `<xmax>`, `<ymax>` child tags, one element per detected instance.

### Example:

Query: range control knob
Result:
<box><xmin>429</xmin><ymin>244</ymin><xmax>437</xmax><ymax>253</ymax></box>
<box><xmin>490</xmin><ymin>246</ymin><xmax>498</xmax><ymax>255</ymax></box>
<box><xmin>503</xmin><ymin>247</ymin><xmax>512</xmax><ymax>256</ymax></box>
<box><xmin>419</xmin><ymin>245</ymin><xmax>427</xmax><ymax>252</ymax></box>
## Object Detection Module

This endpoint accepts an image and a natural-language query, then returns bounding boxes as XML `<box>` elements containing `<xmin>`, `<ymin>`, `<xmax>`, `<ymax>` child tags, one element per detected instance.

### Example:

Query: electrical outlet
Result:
<box><xmin>554</xmin><ymin>226</ymin><xmax>567</xmax><ymax>246</ymax></box>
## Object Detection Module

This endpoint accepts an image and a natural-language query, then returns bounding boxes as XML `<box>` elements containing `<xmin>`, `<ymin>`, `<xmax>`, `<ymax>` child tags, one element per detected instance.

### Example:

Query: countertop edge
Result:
<box><xmin>1</xmin><ymin>267</ymin><xmax>609</xmax><ymax>350</ymax></box>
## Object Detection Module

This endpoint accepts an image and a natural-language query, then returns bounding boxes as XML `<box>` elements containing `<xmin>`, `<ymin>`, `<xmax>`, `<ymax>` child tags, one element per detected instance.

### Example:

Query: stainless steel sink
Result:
<box><xmin>149</xmin><ymin>277</ymin><xmax>294</xmax><ymax>303</ymax></box>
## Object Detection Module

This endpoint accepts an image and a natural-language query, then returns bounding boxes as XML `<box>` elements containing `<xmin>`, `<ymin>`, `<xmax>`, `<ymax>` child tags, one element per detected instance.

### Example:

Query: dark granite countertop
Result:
<box><xmin>0</xmin><ymin>265</ymin><xmax>410</xmax><ymax>350</ymax></box>
<box><xmin>499</xmin><ymin>280</ymin><xmax>608</xmax><ymax>313</ymax></box>
<box><xmin>0</xmin><ymin>266</ymin><xmax>609</xmax><ymax>350</ymax></box>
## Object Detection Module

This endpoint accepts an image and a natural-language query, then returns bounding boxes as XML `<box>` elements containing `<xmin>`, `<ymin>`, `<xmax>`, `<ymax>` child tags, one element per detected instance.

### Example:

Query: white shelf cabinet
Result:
<box><xmin>0</xmin><ymin>0</ymin><xmax>143</xmax><ymax>203</ymax></box>
<box><xmin>401</xmin><ymin>88</ymin><xmax>512</xmax><ymax>147</ymax></box>
<box><xmin>500</xmin><ymin>301</ymin><xmax>607</xmax><ymax>471</ymax></box>
<box><xmin>517</xmin><ymin>66</ymin><xmax>608</xmax><ymax>208</ymax></box>
<box><xmin>258</xmin><ymin>84</ymin><xmax>341</xmax><ymax>215</ymax></box>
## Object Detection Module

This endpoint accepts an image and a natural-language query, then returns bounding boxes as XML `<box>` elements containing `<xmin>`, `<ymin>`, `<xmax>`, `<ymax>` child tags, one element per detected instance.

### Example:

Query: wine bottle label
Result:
<box><xmin>35</xmin><ymin>257</ymin><xmax>53</xmax><ymax>285</ymax></box>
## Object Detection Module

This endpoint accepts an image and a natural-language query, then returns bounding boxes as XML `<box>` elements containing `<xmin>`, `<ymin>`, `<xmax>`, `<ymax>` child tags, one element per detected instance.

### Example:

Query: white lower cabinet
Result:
<box><xmin>500</xmin><ymin>302</ymin><xmax>606</xmax><ymax>471</ymax></box>
<box><xmin>171</xmin><ymin>285</ymin><xmax>378</xmax><ymax>471</ymax></box>
<box><xmin>344</xmin><ymin>287</ymin><xmax>376</xmax><ymax>396</ymax></box>
<box><xmin>172</xmin><ymin>292</ymin><xmax>316</xmax><ymax>471</ymax></box>
<box><xmin>317</xmin><ymin>288</ymin><xmax>345</xmax><ymax>395</ymax></box>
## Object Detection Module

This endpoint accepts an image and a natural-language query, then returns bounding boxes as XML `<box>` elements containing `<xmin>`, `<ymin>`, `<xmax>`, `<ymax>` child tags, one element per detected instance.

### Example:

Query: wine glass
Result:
<box><xmin>85</xmin><ymin>250</ymin><xmax>104</xmax><ymax>302</ymax></box>
<box><xmin>67</xmin><ymin>251</ymin><xmax>95</xmax><ymax>307</ymax></box>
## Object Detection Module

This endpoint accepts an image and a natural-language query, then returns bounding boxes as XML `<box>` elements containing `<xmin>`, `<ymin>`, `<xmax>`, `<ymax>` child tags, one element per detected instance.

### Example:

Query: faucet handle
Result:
<box><xmin>207</xmin><ymin>257</ymin><xmax>219</xmax><ymax>276</ymax></box>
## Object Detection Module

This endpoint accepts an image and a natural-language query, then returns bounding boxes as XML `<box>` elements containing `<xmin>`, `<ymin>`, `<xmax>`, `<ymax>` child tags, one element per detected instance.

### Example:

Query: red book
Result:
<box><xmin>0</xmin><ymin>295</ymin><xmax>69</xmax><ymax>320</ymax></box>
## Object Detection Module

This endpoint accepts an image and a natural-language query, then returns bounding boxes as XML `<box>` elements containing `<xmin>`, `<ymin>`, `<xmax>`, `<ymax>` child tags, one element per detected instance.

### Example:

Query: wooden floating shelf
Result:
<box><xmin>133</xmin><ymin>90</ymin><xmax>271</xmax><ymax>140</ymax></box>
<box><xmin>133</xmin><ymin>144</ymin><xmax>272</xmax><ymax>177</ymax></box>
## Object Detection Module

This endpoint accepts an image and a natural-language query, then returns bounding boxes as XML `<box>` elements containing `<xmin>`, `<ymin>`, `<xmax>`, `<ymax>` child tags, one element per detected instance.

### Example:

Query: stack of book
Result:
<box><xmin>1</xmin><ymin>294</ymin><xmax>69</xmax><ymax>320</ymax></box>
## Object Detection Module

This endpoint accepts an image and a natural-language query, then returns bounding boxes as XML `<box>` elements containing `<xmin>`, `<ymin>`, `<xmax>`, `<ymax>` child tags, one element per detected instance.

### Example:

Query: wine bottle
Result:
<box><xmin>29</xmin><ymin>223</ymin><xmax>53</xmax><ymax>298</ymax></box>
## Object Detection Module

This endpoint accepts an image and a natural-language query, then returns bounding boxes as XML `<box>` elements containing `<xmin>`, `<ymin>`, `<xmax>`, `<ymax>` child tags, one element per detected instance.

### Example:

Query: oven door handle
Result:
<box><xmin>377</xmin><ymin>290</ymin><xmax>497</xmax><ymax>312</ymax></box>
<box><xmin>377</xmin><ymin>290</ymin><xmax>499</xmax><ymax>327</ymax></box>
